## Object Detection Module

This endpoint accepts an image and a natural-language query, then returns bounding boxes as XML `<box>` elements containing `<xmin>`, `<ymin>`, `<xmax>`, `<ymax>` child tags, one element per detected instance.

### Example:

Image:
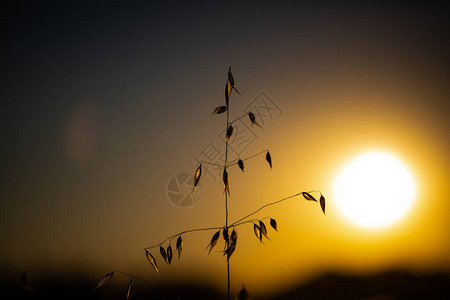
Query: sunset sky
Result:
<box><xmin>1</xmin><ymin>1</ymin><xmax>449</xmax><ymax>298</ymax></box>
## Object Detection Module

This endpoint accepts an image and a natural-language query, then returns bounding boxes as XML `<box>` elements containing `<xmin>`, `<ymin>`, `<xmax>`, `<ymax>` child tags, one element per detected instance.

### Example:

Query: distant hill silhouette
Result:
<box><xmin>265</xmin><ymin>271</ymin><xmax>450</xmax><ymax>300</ymax></box>
<box><xmin>1</xmin><ymin>270</ymin><xmax>449</xmax><ymax>299</ymax></box>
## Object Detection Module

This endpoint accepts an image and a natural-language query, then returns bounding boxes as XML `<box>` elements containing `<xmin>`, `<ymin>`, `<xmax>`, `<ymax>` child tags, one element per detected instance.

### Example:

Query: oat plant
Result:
<box><xmin>96</xmin><ymin>67</ymin><xmax>326</xmax><ymax>300</ymax></box>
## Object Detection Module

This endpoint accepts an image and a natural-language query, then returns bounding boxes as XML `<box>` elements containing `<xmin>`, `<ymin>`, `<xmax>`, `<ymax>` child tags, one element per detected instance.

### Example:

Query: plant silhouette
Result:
<box><xmin>96</xmin><ymin>67</ymin><xmax>326</xmax><ymax>300</ymax></box>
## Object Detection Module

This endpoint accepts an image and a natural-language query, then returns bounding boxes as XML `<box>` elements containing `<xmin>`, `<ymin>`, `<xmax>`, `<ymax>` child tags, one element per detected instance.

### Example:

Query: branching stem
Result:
<box><xmin>199</xmin><ymin>161</ymin><xmax>224</xmax><ymax>168</ymax></box>
<box><xmin>144</xmin><ymin>190</ymin><xmax>321</xmax><ymax>249</ymax></box>
<box><xmin>197</xmin><ymin>149</ymin><xmax>269</xmax><ymax>170</ymax></box>
<box><xmin>227</xmin><ymin>150</ymin><xmax>269</xmax><ymax>168</ymax></box>
<box><xmin>230</xmin><ymin>192</ymin><xmax>302</xmax><ymax>226</ymax></box>
<box><xmin>144</xmin><ymin>226</ymin><xmax>224</xmax><ymax>250</ymax></box>
<box><xmin>229</xmin><ymin>112</ymin><xmax>248</xmax><ymax>124</ymax></box>
<box><xmin>113</xmin><ymin>270</ymin><xmax>180</xmax><ymax>298</ymax></box>
<box><xmin>101</xmin><ymin>69</ymin><xmax>326</xmax><ymax>300</ymax></box>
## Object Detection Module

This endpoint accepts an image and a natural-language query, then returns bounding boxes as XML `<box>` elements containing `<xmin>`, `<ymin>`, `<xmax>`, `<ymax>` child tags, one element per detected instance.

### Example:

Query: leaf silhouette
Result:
<box><xmin>207</xmin><ymin>230</ymin><xmax>221</xmax><ymax>254</ymax></box>
<box><xmin>95</xmin><ymin>271</ymin><xmax>114</xmax><ymax>289</ymax></box>
<box><xmin>228</xmin><ymin>66</ymin><xmax>234</xmax><ymax>86</ymax></box>
<box><xmin>253</xmin><ymin>223</ymin><xmax>261</xmax><ymax>241</ymax></box>
<box><xmin>126</xmin><ymin>279</ymin><xmax>133</xmax><ymax>300</ymax></box>
<box><xmin>266</xmin><ymin>151</ymin><xmax>272</xmax><ymax>168</ymax></box>
<box><xmin>230</xmin><ymin>229</ymin><xmax>237</xmax><ymax>244</ymax></box>
<box><xmin>223</xmin><ymin>227</ymin><xmax>229</xmax><ymax>248</ymax></box>
<box><xmin>176</xmin><ymin>236</ymin><xmax>183</xmax><ymax>260</ymax></box>
<box><xmin>223</xmin><ymin>169</ymin><xmax>230</xmax><ymax>195</ymax></box>
<box><xmin>259</xmin><ymin>221</ymin><xmax>269</xmax><ymax>240</ymax></box>
<box><xmin>224</xmin><ymin>242</ymin><xmax>236</xmax><ymax>261</ymax></box>
<box><xmin>145</xmin><ymin>250</ymin><xmax>159</xmax><ymax>275</ymax></box>
<box><xmin>193</xmin><ymin>164</ymin><xmax>201</xmax><ymax>191</ymax></box>
<box><xmin>233</xmin><ymin>85</ymin><xmax>242</xmax><ymax>95</ymax></box>
<box><xmin>167</xmin><ymin>245</ymin><xmax>173</xmax><ymax>264</ymax></box>
<box><xmin>225</xmin><ymin>82</ymin><xmax>230</xmax><ymax>107</ymax></box>
<box><xmin>302</xmin><ymin>192</ymin><xmax>317</xmax><ymax>202</ymax></box>
<box><xmin>213</xmin><ymin>106</ymin><xmax>227</xmax><ymax>114</ymax></box>
<box><xmin>320</xmin><ymin>194</ymin><xmax>326</xmax><ymax>215</ymax></box>
<box><xmin>160</xmin><ymin>246</ymin><xmax>168</xmax><ymax>264</ymax></box>
<box><xmin>224</xmin><ymin>229</ymin><xmax>237</xmax><ymax>261</ymax></box>
<box><xmin>249</xmin><ymin>111</ymin><xmax>256</xmax><ymax>123</ymax></box>
<box><xmin>226</xmin><ymin>78</ymin><xmax>232</xmax><ymax>97</ymax></box>
<box><xmin>270</xmin><ymin>218</ymin><xmax>278</xmax><ymax>231</ymax></box>
<box><xmin>238</xmin><ymin>159</ymin><xmax>244</xmax><ymax>172</ymax></box>
<box><xmin>237</xmin><ymin>284</ymin><xmax>250</xmax><ymax>300</ymax></box>
<box><xmin>224</xmin><ymin>241</ymin><xmax>236</xmax><ymax>261</ymax></box>
<box><xmin>228</xmin><ymin>66</ymin><xmax>241</xmax><ymax>96</ymax></box>
<box><xmin>226</xmin><ymin>124</ymin><xmax>233</xmax><ymax>141</ymax></box>
<box><xmin>248</xmin><ymin>112</ymin><xmax>260</xmax><ymax>126</ymax></box>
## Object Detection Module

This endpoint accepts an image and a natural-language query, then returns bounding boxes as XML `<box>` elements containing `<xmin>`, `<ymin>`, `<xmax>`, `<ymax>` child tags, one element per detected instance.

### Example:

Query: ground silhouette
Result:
<box><xmin>2</xmin><ymin>270</ymin><xmax>449</xmax><ymax>299</ymax></box>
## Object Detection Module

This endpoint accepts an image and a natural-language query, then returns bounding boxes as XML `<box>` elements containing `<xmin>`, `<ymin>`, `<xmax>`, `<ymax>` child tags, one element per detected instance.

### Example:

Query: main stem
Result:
<box><xmin>225</xmin><ymin>94</ymin><xmax>230</xmax><ymax>300</ymax></box>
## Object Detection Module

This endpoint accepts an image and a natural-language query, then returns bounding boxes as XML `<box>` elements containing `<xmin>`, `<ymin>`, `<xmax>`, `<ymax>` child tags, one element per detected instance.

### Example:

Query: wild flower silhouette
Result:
<box><xmin>96</xmin><ymin>67</ymin><xmax>326</xmax><ymax>300</ymax></box>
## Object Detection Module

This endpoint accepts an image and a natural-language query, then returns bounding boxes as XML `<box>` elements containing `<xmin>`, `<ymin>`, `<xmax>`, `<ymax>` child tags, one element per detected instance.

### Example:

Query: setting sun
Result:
<box><xmin>333</xmin><ymin>152</ymin><xmax>416</xmax><ymax>229</ymax></box>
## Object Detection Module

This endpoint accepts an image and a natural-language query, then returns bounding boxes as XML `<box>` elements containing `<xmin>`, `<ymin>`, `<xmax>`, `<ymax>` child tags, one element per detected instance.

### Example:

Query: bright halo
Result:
<box><xmin>333</xmin><ymin>152</ymin><xmax>416</xmax><ymax>229</ymax></box>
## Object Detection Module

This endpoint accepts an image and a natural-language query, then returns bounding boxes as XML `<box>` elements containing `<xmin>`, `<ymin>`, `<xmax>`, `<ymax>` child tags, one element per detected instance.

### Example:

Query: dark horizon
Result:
<box><xmin>3</xmin><ymin>269</ymin><xmax>449</xmax><ymax>299</ymax></box>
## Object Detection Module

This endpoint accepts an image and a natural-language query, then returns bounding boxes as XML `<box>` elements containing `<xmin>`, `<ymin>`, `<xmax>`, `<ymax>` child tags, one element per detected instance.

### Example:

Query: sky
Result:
<box><xmin>1</xmin><ymin>0</ymin><xmax>449</xmax><ymax>298</ymax></box>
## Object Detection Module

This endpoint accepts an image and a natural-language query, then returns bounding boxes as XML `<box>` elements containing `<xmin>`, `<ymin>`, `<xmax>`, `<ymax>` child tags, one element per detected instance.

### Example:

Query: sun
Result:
<box><xmin>333</xmin><ymin>152</ymin><xmax>416</xmax><ymax>229</ymax></box>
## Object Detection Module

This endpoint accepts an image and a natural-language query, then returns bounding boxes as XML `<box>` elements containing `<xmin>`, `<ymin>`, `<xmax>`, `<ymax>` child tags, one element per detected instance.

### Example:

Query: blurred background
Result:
<box><xmin>1</xmin><ymin>1</ymin><xmax>449</xmax><ymax>299</ymax></box>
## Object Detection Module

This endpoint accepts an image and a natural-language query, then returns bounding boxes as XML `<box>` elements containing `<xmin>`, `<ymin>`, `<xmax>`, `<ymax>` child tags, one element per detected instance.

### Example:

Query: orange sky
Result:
<box><xmin>1</xmin><ymin>1</ymin><xmax>449</xmax><ymax>298</ymax></box>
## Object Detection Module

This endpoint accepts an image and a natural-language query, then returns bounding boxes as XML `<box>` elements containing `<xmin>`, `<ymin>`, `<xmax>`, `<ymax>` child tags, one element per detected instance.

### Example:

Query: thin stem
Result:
<box><xmin>230</xmin><ymin>192</ymin><xmax>303</xmax><ymax>226</ymax></box>
<box><xmin>225</xmin><ymin>186</ymin><xmax>229</xmax><ymax>229</ymax></box>
<box><xmin>225</xmin><ymin>82</ymin><xmax>230</xmax><ymax>300</ymax></box>
<box><xmin>229</xmin><ymin>112</ymin><xmax>247</xmax><ymax>124</ymax></box>
<box><xmin>114</xmin><ymin>270</ymin><xmax>180</xmax><ymax>297</ymax></box>
<box><xmin>240</xmin><ymin>150</ymin><xmax>268</xmax><ymax>162</ymax></box>
<box><xmin>308</xmin><ymin>190</ymin><xmax>322</xmax><ymax>195</ymax></box>
<box><xmin>225</xmin><ymin>103</ymin><xmax>230</xmax><ymax>229</ymax></box>
<box><xmin>227</xmin><ymin>150</ymin><xmax>268</xmax><ymax>168</ymax></box>
<box><xmin>114</xmin><ymin>270</ymin><xmax>160</xmax><ymax>285</ymax></box>
<box><xmin>227</xmin><ymin>261</ymin><xmax>230</xmax><ymax>300</ymax></box>
<box><xmin>231</xmin><ymin>217</ymin><xmax>270</xmax><ymax>228</ymax></box>
<box><xmin>144</xmin><ymin>226</ymin><xmax>223</xmax><ymax>250</ymax></box>
<box><xmin>200</xmin><ymin>161</ymin><xmax>224</xmax><ymax>168</ymax></box>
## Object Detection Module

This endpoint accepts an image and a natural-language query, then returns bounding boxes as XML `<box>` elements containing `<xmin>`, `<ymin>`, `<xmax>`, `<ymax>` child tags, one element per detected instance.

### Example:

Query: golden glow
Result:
<box><xmin>333</xmin><ymin>152</ymin><xmax>416</xmax><ymax>228</ymax></box>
